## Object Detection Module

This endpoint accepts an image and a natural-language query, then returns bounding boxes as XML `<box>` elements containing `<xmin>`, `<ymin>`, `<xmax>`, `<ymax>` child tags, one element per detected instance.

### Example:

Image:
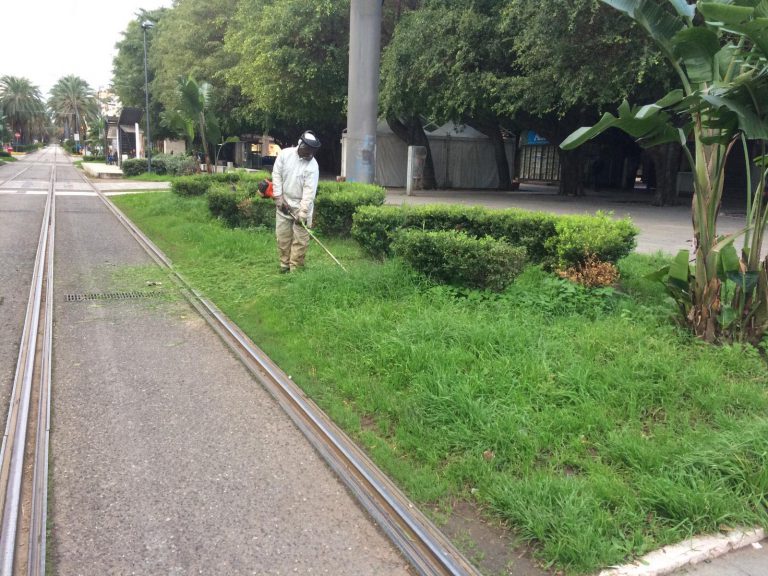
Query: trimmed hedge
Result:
<box><xmin>314</xmin><ymin>182</ymin><xmax>386</xmax><ymax>236</ymax></box>
<box><xmin>121</xmin><ymin>158</ymin><xmax>148</xmax><ymax>177</ymax></box>
<box><xmin>206</xmin><ymin>179</ymin><xmax>385</xmax><ymax>236</ymax></box>
<box><xmin>393</xmin><ymin>229</ymin><xmax>528</xmax><ymax>291</ymax></box>
<box><xmin>172</xmin><ymin>175</ymin><xmax>212</xmax><ymax>197</ymax></box>
<box><xmin>351</xmin><ymin>204</ymin><xmax>636</xmax><ymax>268</ymax></box>
<box><xmin>548</xmin><ymin>212</ymin><xmax>638</xmax><ymax>269</ymax></box>
<box><xmin>207</xmin><ymin>185</ymin><xmax>248</xmax><ymax>227</ymax></box>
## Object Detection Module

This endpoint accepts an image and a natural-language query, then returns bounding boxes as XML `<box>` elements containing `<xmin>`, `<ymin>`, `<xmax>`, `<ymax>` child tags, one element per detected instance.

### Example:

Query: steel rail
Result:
<box><xmin>0</xmin><ymin>156</ymin><xmax>54</xmax><ymax>576</ymax></box>
<box><xmin>27</xmin><ymin>156</ymin><xmax>56</xmax><ymax>576</ymax></box>
<box><xmin>82</xmin><ymin>174</ymin><xmax>481</xmax><ymax>576</ymax></box>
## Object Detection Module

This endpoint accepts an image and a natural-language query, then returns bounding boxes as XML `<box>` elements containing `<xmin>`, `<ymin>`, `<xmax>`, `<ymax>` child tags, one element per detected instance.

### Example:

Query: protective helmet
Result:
<box><xmin>298</xmin><ymin>130</ymin><xmax>321</xmax><ymax>149</ymax></box>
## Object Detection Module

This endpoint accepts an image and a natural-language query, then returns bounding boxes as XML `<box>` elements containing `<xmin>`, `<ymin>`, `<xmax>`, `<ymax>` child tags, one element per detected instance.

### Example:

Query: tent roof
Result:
<box><xmin>426</xmin><ymin>123</ymin><xmax>487</xmax><ymax>139</ymax></box>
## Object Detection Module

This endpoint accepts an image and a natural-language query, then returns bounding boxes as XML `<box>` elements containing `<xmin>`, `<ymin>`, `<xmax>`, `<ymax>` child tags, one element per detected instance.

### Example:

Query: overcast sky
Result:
<box><xmin>3</xmin><ymin>0</ymin><xmax>174</xmax><ymax>97</ymax></box>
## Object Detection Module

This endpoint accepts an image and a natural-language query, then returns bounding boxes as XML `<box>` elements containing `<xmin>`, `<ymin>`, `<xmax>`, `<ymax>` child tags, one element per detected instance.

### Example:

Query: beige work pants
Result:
<box><xmin>276</xmin><ymin>211</ymin><xmax>310</xmax><ymax>271</ymax></box>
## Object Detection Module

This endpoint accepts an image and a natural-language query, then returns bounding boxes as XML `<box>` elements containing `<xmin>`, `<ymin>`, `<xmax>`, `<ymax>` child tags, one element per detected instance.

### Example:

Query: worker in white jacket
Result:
<box><xmin>272</xmin><ymin>131</ymin><xmax>321</xmax><ymax>273</ymax></box>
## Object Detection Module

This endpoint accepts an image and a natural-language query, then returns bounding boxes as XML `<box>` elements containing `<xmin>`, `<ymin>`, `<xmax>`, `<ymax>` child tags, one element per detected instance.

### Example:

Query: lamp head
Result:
<box><xmin>141</xmin><ymin>20</ymin><xmax>155</xmax><ymax>30</ymax></box>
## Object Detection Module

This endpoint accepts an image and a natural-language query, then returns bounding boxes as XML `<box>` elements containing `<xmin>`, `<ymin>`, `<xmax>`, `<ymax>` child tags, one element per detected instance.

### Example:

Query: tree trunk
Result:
<box><xmin>468</xmin><ymin>120</ymin><xmax>512</xmax><ymax>190</ymax></box>
<box><xmin>646</xmin><ymin>143</ymin><xmax>682</xmax><ymax>206</ymax></box>
<box><xmin>558</xmin><ymin>148</ymin><xmax>584</xmax><ymax>196</ymax></box>
<box><xmin>386</xmin><ymin>115</ymin><xmax>437</xmax><ymax>189</ymax></box>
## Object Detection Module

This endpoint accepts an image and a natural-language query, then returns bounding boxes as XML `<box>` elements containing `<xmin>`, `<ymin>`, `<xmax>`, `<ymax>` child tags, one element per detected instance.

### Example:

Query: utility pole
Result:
<box><xmin>344</xmin><ymin>0</ymin><xmax>382</xmax><ymax>184</ymax></box>
<box><xmin>142</xmin><ymin>20</ymin><xmax>155</xmax><ymax>173</ymax></box>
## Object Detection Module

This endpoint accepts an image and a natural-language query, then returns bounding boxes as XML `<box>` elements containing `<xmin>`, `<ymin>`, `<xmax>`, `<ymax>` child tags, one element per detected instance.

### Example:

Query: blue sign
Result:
<box><xmin>526</xmin><ymin>131</ymin><xmax>549</xmax><ymax>145</ymax></box>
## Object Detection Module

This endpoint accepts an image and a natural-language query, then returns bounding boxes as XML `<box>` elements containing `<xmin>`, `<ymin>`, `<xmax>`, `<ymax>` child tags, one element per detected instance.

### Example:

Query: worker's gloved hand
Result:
<box><xmin>298</xmin><ymin>209</ymin><xmax>308</xmax><ymax>225</ymax></box>
<box><xmin>275</xmin><ymin>195</ymin><xmax>290</xmax><ymax>215</ymax></box>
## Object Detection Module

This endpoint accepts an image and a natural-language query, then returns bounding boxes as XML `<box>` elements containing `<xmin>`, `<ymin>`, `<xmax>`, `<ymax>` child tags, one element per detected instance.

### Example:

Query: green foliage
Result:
<box><xmin>225</xmin><ymin>0</ymin><xmax>349</xmax><ymax>127</ymax></box>
<box><xmin>548</xmin><ymin>212</ymin><xmax>638</xmax><ymax>269</ymax></box>
<box><xmin>47</xmin><ymin>75</ymin><xmax>99</xmax><ymax>142</ymax></box>
<box><xmin>234</xmin><ymin>195</ymin><xmax>276</xmax><ymax>229</ymax></box>
<box><xmin>121</xmin><ymin>158</ymin><xmax>149</xmax><ymax>177</ymax></box>
<box><xmin>172</xmin><ymin>175</ymin><xmax>212</xmax><ymax>197</ymax></box>
<box><xmin>314</xmin><ymin>182</ymin><xmax>386</xmax><ymax>237</ymax></box>
<box><xmin>151</xmin><ymin>153</ymin><xmax>198</xmax><ymax>176</ymax></box>
<box><xmin>109</xmin><ymin>192</ymin><xmax>768</xmax><ymax>574</ymax></box>
<box><xmin>207</xmin><ymin>184</ymin><xmax>247</xmax><ymax>226</ymax></box>
<box><xmin>352</xmin><ymin>204</ymin><xmax>636</xmax><ymax>268</ymax></box>
<box><xmin>380</xmin><ymin>4</ymin><xmax>507</xmax><ymax>123</ymax></box>
<box><xmin>0</xmin><ymin>75</ymin><xmax>47</xmax><ymax>144</ymax></box>
<box><xmin>499</xmin><ymin>0</ymin><xmax>668</xmax><ymax>118</ymax></box>
<box><xmin>149</xmin><ymin>0</ymin><xmax>239</xmax><ymax>118</ymax></box>
<box><xmin>562</xmin><ymin>0</ymin><xmax>768</xmax><ymax>343</ymax></box>
<box><xmin>393</xmin><ymin>229</ymin><xmax>527</xmax><ymax>291</ymax></box>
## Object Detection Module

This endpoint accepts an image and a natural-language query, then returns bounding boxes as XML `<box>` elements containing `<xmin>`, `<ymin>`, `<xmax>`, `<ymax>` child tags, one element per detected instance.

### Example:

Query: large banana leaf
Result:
<box><xmin>560</xmin><ymin>92</ymin><xmax>682</xmax><ymax>149</ymax></box>
<box><xmin>673</xmin><ymin>27</ymin><xmax>721</xmax><ymax>83</ymax></box>
<box><xmin>602</xmin><ymin>0</ymin><xmax>685</xmax><ymax>59</ymax></box>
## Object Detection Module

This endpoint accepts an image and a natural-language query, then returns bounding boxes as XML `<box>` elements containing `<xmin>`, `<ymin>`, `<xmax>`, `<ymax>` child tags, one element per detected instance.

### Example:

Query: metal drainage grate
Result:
<box><xmin>64</xmin><ymin>291</ymin><xmax>166</xmax><ymax>302</ymax></box>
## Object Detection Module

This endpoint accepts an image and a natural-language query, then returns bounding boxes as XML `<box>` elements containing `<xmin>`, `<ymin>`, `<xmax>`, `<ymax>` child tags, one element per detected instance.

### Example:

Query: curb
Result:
<box><xmin>598</xmin><ymin>528</ymin><xmax>765</xmax><ymax>576</ymax></box>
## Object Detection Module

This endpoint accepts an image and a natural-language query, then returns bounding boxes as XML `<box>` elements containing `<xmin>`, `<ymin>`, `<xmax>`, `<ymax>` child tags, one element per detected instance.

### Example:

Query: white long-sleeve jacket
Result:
<box><xmin>271</xmin><ymin>147</ymin><xmax>319</xmax><ymax>226</ymax></box>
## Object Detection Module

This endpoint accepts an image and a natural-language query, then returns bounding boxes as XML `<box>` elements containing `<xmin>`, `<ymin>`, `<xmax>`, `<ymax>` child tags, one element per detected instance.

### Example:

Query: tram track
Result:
<box><xmin>0</xmin><ymin>148</ymin><xmax>55</xmax><ymax>576</ymax></box>
<box><xmin>84</xmin><ymin>171</ymin><xmax>480</xmax><ymax>575</ymax></box>
<box><xmin>1</xmin><ymin>147</ymin><xmax>481</xmax><ymax>575</ymax></box>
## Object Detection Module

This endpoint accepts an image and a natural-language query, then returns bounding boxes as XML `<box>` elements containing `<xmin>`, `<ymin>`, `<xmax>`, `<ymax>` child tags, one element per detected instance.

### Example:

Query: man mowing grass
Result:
<box><xmin>272</xmin><ymin>130</ymin><xmax>321</xmax><ymax>273</ymax></box>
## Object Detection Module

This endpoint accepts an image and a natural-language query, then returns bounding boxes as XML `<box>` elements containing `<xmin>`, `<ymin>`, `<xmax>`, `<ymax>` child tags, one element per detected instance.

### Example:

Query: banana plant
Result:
<box><xmin>561</xmin><ymin>0</ymin><xmax>768</xmax><ymax>343</ymax></box>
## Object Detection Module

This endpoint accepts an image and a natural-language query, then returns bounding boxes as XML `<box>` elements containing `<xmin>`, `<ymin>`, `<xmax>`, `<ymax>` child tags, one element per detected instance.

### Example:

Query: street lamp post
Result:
<box><xmin>141</xmin><ymin>20</ymin><xmax>154</xmax><ymax>173</ymax></box>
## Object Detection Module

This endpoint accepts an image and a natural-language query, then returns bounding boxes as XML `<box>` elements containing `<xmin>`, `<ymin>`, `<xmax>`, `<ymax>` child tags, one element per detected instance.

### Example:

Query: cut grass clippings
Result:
<box><xmin>112</xmin><ymin>191</ymin><xmax>768</xmax><ymax>575</ymax></box>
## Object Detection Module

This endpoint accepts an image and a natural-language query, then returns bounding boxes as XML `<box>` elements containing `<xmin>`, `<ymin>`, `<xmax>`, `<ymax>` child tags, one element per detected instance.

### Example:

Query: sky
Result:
<box><xmin>3</xmin><ymin>0</ymin><xmax>174</xmax><ymax>97</ymax></box>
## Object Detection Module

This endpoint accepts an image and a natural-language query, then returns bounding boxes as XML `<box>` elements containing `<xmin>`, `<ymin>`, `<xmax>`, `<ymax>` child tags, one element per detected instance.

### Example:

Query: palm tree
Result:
<box><xmin>160</xmin><ymin>76</ymin><xmax>220</xmax><ymax>172</ymax></box>
<box><xmin>0</xmin><ymin>76</ymin><xmax>47</xmax><ymax>145</ymax></box>
<box><xmin>48</xmin><ymin>75</ymin><xmax>99</xmax><ymax>148</ymax></box>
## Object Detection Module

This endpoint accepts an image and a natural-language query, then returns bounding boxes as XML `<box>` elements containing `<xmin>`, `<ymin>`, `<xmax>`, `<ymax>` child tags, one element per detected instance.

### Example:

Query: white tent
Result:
<box><xmin>342</xmin><ymin>121</ymin><xmax>516</xmax><ymax>189</ymax></box>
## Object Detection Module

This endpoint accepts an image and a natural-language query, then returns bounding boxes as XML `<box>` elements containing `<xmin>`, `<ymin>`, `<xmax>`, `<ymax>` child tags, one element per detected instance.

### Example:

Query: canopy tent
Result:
<box><xmin>342</xmin><ymin>121</ymin><xmax>516</xmax><ymax>189</ymax></box>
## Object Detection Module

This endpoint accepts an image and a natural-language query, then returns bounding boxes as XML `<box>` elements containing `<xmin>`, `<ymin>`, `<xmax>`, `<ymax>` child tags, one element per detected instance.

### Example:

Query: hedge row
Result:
<box><xmin>351</xmin><ymin>204</ymin><xmax>637</xmax><ymax>269</ymax></box>
<box><xmin>123</xmin><ymin>154</ymin><xmax>199</xmax><ymax>177</ymax></box>
<box><xmin>206</xmin><ymin>180</ymin><xmax>386</xmax><ymax>236</ymax></box>
<box><xmin>393</xmin><ymin>229</ymin><xmax>528</xmax><ymax>291</ymax></box>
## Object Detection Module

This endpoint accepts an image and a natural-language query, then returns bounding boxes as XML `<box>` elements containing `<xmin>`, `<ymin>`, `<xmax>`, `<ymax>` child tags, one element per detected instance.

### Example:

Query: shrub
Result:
<box><xmin>207</xmin><ymin>184</ymin><xmax>247</xmax><ymax>226</ymax></box>
<box><xmin>351</xmin><ymin>205</ymin><xmax>420</xmax><ymax>259</ymax></box>
<box><xmin>172</xmin><ymin>175</ymin><xmax>211</xmax><ymax>197</ymax></box>
<box><xmin>150</xmin><ymin>153</ymin><xmax>196</xmax><ymax>176</ymax></box>
<box><xmin>352</xmin><ymin>204</ymin><xmax>636</xmax><ymax>267</ymax></box>
<box><xmin>547</xmin><ymin>212</ymin><xmax>637</xmax><ymax>269</ymax></box>
<box><xmin>121</xmin><ymin>158</ymin><xmax>147</xmax><ymax>177</ymax></box>
<box><xmin>314</xmin><ymin>182</ymin><xmax>386</xmax><ymax>236</ymax></box>
<box><xmin>558</xmin><ymin>255</ymin><xmax>620</xmax><ymax>287</ymax></box>
<box><xmin>235</xmin><ymin>196</ymin><xmax>276</xmax><ymax>228</ymax></box>
<box><xmin>392</xmin><ymin>229</ymin><xmax>527</xmax><ymax>291</ymax></box>
<box><xmin>0</xmin><ymin>150</ymin><xmax>11</xmax><ymax>158</ymax></box>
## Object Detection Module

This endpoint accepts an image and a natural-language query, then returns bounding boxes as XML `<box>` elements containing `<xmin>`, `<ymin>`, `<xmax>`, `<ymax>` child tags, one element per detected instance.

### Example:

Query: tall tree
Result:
<box><xmin>149</xmin><ymin>0</ymin><xmax>247</xmax><ymax>134</ymax></box>
<box><xmin>48</xmin><ymin>75</ymin><xmax>99</xmax><ymax>144</ymax></box>
<box><xmin>499</xmin><ymin>0</ymin><xmax>670</xmax><ymax>195</ymax></box>
<box><xmin>380</xmin><ymin>1</ymin><xmax>514</xmax><ymax>189</ymax></box>
<box><xmin>225</xmin><ymin>0</ymin><xmax>349</xmax><ymax>154</ymax></box>
<box><xmin>0</xmin><ymin>76</ymin><xmax>47</xmax><ymax>145</ymax></box>
<box><xmin>112</xmin><ymin>9</ymin><xmax>169</xmax><ymax>139</ymax></box>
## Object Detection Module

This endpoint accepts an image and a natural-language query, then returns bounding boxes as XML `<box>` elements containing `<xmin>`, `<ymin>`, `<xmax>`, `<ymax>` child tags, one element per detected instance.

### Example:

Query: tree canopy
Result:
<box><xmin>0</xmin><ymin>76</ymin><xmax>47</xmax><ymax>144</ymax></box>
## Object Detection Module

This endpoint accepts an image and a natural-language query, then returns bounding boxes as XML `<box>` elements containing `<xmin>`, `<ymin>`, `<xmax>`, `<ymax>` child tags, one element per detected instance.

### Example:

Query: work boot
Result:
<box><xmin>280</xmin><ymin>266</ymin><xmax>290</xmax><ymax>274</ymax></box>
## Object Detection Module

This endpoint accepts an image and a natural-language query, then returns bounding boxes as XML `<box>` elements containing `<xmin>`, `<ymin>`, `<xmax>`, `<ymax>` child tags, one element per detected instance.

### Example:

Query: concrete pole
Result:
<box><xmin>344</xmin><ymin>0</ymin><xmax>382</xmax><ymax>183</ymax></box>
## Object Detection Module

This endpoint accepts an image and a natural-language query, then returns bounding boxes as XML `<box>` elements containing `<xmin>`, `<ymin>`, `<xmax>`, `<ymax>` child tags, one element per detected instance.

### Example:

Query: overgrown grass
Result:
<box><xmin>113</xmin><ymin>191</ymin><xmax>768</xmax><ymax>575</ymax></box>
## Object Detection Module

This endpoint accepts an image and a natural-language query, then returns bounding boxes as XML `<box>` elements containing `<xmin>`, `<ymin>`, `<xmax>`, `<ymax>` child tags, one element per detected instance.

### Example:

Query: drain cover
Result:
<box><xmin>65</xmin><ymin>291</ymin><xmax>165</xmax><ymax>302</ymax></box>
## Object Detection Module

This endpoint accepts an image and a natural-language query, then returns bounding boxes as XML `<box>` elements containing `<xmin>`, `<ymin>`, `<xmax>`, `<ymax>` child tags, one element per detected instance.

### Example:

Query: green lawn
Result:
<box><xmin>113</xmin><ymin>191</ymin><xmax>768</xmax><ymax>575</ymax></box>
